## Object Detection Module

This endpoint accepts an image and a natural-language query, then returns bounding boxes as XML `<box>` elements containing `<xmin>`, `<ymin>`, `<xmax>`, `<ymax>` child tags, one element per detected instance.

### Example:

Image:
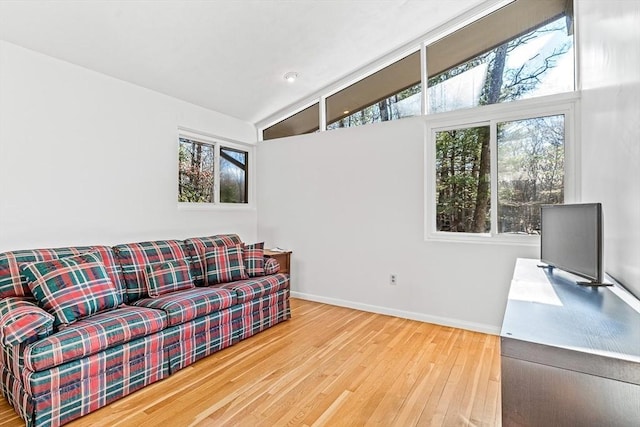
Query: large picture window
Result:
<box><xmin>427</xmin><ymin>98</ymin><xmax>574</xmax><ymax>242</ymax></box>
<box><xmin>178</xmin><ymin>133</ymin><xmax>250</xmax><ymax>205</ymax></box>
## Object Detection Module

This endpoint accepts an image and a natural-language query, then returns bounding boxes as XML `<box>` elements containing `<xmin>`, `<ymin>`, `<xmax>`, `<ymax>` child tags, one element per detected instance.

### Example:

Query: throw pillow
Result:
<box><xmin>264</xmin><ymin>257</ymin><xmax>281</xmax><ymax>275</ymax></box>
<box><xmin>20</xmin><ymin>252</ymin><xmax>122</xmax><ymax>327</ymax></box>
<box><xmin>145</xmin><ymin>259</ymin><xmax>194</xmax><ymax>297</ymax></box>
<box><xmin>243</xmin><ymin>242</ymin><xmax>265</xmax><ymax>277</ymax></box>
<box><xmin>0</xmin><ymin>297</ymin><xmax>55</xmax><ymax>346</ymax></box>
<box><xmin>204</xmin><ymin>244</ymin><xmax>248</xmax><ymax>285</ymax></box>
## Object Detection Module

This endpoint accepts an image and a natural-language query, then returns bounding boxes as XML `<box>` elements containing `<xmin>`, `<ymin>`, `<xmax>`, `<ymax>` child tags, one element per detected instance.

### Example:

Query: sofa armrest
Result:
<box><xmin>264</xmin><ymin>257</ymin><xmax>281</xmax><ymax>275</ymax></box>
<box><xmin>0</xmin><ymin>297</ymin><xmax>54</xmax><ymax>346</ymax></box>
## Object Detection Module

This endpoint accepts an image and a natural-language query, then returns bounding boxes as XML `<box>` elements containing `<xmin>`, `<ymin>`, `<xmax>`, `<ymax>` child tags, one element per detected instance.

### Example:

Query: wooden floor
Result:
<box><xmin>0</xmin><ymin>298</ymin><xmax>501</xmax><ymax>426</ymax></box>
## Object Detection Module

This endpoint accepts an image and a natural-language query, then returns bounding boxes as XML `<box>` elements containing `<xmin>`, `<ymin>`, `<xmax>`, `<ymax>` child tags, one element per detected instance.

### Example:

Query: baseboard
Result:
<box><xmin>290</xmin><ymin>291</ymin><xmax>501</xmax><ymax>335</ymax></box>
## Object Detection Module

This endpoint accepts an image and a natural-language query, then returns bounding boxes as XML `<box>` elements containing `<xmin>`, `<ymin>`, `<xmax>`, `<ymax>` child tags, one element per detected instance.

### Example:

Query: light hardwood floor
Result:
<box><xmin>0</xmin><ymin>298</ymin><xmax>501</xmax><ymax>426</ymax></box>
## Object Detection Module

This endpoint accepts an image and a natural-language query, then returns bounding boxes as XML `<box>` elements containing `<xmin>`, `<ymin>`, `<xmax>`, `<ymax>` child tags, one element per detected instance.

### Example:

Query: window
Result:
<box><xmin>263</xmin><ymin>103</ymin><xmax>319</xmax><ymax>141</ymax></box>
<box><xmin>326</xmin><ymin>50</ymin><xmax>421</xmax><ymax>129</ymax></box>
<box><xmin>497</xmin><ymin>115</ymin><xmax>564</xmax><ymax>234</ymax></box>
<box><xmin>178</xmin><ymin>133</ymin><xmax>250</xmax><ymax>205</ymax></box>
<box><xmin>178</xmin><ymin>138</ymin><xmax>215</xmax><ymax>203</ymax></box>
<box><xmin>220</xmin><ymin>147</ymin><xmax>248</xmax><ymax>203</ymax></box>
<box><xmin>258</xmin><ymin>0</ymin><xmax>574</xmax><ymax>140</ymax></box>
<box><xmin>427</xmin><ymin>2</ymin><xmax>574</xmax><ymax>114</ymax></box>
<box><xmin>327</xmin><ymin>83</ymin><xmax>421</xmax><ymax>130</ymax></box>
<box><xmin>427</xmin><ymin>98</ymin><xmax>574</xmax><ymax>241</ymax></box>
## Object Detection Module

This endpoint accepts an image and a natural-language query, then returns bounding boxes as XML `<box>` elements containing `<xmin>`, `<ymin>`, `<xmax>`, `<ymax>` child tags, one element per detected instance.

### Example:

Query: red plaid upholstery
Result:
<box><xmin>131</xmin><ymin>287</ymin><xmax>235</xmax><ymax>326</ymax></box>
<box><xmin>0</xmin><ymin>245</ymin><xmax>124</xmax><ymax>299</ymax></box>
<box><xmin>145</xmin><ymin>258</ymin><xmax>194</xmax><ymax>297</ymax></box>
<box><xmin>216</xmin><ymin>273</ymin><xmax>289</xmax><ymax>304</ymax></box>
<box><xmin>203</xmin><ymin>244</ymin><xmax>248</xmax><ymax>285</ymax></box>
<box><xmin>20</xmin><ymin>252</ymin><xmax>123</xmax><ymax>327</ymax></box>
<box><xmin>235</xmin><ymin>289</ymin><xmax>291</xmax><ymax>340</ymax></box>
<box><xmin>183</xmin><ymin>234</ymin><xmax>243</xmax><ymax>285</ymax></box>
<box><xmin>24</xmin><ymin>305</ymin><xmax>166</xmax><ymax>372</ymax></box>
<box><xmin>264</xmin><ymin>257</ymin><xmax>281</xmax><ymax>275</ymax></box>
<box><xmin>243</xmin><ymin>242</ymin><xmax>265</xmax><ymax>277</ymax></box>
<box><xmin>23</xmin><ymin>332</ymin><xmax>170</xmax><ymax>426</ymax></box>
<box><xmin>113</xmin><ymin>240</ymin><xmax>189</xmax><ymax>302</ymax></box>
<box><xmin>0</xmin><ymin>366</ymin><xmax>32</xmax><ymax>422</ymax></box>
<box><xmin>0</xmin><ymin>297</ymin><xmax>54</xmax><ymax>346</ymax></box>
<box><xmin>0</xmin><ymin>234</ymin><xmax>292</xmax><ymax>427</ymax></box>
<box><xmin>164</xmin><ymin>308</ymin><xmax>239</xmax><ymax>372</ymax></box>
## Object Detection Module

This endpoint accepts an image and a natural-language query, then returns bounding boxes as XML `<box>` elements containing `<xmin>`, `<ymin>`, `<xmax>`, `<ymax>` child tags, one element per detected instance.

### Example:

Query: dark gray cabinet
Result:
<box><xmin>501</xmin><ymin>258</ymin><xmax>640</xmax><ymax>426</ymax></box>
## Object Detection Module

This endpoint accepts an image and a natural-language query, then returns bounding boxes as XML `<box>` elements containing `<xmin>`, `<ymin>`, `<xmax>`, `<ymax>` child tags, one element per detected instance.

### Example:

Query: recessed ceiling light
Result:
<box><xmin>283</xmin><ymin>72</ymin><xmax>298</xmax><ymax>83</ymax></box>
<box><xmin>343</xmin><ymin>110</ymin><xmax>350</xmax><ymax>115</ymax></box>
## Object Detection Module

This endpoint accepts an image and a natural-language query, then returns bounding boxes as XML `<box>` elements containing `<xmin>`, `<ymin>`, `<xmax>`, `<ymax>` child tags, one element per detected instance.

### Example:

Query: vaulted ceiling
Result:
<box><xmin>0</xmin><ymin>0</ymin><xmax>488</xmax><ymax>125</ymax></box>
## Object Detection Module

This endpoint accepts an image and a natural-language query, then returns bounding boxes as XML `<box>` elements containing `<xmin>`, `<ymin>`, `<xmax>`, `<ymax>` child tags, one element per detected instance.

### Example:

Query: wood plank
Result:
<box><xmin>0</xmin><ymin>299</ymin><xmax>501</xmax><ymax>426</ymax></box>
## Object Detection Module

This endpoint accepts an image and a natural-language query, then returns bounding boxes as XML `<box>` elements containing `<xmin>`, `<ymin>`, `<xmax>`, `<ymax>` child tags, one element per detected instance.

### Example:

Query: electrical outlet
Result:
<box><xmin>390</xmin><ymin>274</ymin><xmax>397</xmax><ymax>285</ymax></box>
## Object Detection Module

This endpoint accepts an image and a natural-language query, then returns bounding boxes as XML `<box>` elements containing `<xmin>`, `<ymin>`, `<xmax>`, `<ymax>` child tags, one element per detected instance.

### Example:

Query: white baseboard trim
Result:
<box><xmin>290</xmin><ymin>291</ymin><xmax>501</xmax><ymax>335</ymax></box>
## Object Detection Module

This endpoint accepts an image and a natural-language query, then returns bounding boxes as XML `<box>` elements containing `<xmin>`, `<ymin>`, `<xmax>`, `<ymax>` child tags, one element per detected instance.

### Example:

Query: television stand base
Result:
<box><xmin>576</xmin><ymin>280</ymin><xmax>613</xmax><ymax>287</ymax></box>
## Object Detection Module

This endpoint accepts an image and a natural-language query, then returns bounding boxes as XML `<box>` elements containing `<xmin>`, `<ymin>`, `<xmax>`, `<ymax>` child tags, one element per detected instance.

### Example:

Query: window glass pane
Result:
<box><xmin>178</xmin><ymin>138</ymin><xmax>215</xmax><ymax>203</ymax></box>
<box><xmin>428</xmin><ymin>15</ymin><xmax>574</xmax><ymax>114</ymax></box>
<box><xmin>263</xmin><ymin>103</ymin><xmax>319</xmax><ymax>140</ymax></box>
<box><xmin>327</xmin><ymin>83</ymin><xmax>421</xmax><ymax>130</ymax></box>
<box><xmin>220</xmin><ymin>147</ymin><xmax>248</xmax><ymax>204</ymax></box>
<box><xmin>497</xmin><ymin>115</ymin><xmax>564</xmax><ymax>234</ymax></box>
<box><xmin>435</xmin><ymin>125</ymin><xmax>491</xmax><ymax>233</ymax></box>
<box><xmin>326</xmin><ymin>51</ymin><xmax>421</xmax><ymax>129</ymax></box>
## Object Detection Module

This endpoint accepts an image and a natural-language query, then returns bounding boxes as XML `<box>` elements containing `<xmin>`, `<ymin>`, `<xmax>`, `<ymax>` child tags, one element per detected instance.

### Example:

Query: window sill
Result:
<box><xmin>425</xmin><ymin>231</ymin><xmax>539</xmax><ymax>246</ymax></box>
<box><xmin>177</xmin><ymin>202</ymin><xmax>256</xmax><ymax>212</ymax></box>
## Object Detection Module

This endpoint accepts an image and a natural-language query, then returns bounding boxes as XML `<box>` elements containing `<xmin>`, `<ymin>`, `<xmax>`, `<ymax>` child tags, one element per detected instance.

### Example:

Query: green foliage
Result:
<box><xmin>432</xmin><ymin>16</ymin><xmax>571</xmax><ymax>234</ymax></box>
<box><xmin>178</xmin><ymin>138</ymin><xmax>214</xmax><ymax>203</ymax></box>
<box><xmin>435</xmin><ymin>127</ymin><xmax>490</xmax><ymax>232</ymax></box>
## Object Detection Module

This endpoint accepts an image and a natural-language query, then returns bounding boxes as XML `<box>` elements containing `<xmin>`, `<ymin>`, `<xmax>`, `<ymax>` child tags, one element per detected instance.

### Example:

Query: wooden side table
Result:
<box><xmin>264</xmin><ymin>249</ymin><xmax>291</xmax><ymax>275</ymax></box>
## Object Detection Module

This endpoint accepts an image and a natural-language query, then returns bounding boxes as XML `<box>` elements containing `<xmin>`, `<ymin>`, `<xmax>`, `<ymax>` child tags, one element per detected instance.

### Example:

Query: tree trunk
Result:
<box><xmin>472</xmin><ymin>44</ymin><xmax>508</xmax><ymax>232</ymax></box>
<box><xmin>378</xmin><ymin>99</ymin><xmax>389</xmax><ymax>122</ymax></box>
<box><xmin>472</xmin><ymin>126</ymin><xmax>491</xmax><ymax>232</ymax></box>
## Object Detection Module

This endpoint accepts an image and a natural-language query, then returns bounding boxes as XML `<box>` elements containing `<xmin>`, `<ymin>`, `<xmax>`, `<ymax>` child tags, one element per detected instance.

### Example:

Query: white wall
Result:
<box><xmin>257</xmin><ymin>0</ymin><xmax>640</xmax><ymax>332</ymax></box>
<box><xmin>0</xmin><ymin>41</ymin><xmax>258</xmax><ymax>251</ymax></box>
<box><xmin>577</xmin><ymin>0</ymin><xmax>640</xmax><ymax>299</ymax></box>
<box><xmin>258</xmin><ymin>117</ymin><xmax>536</xmax><ymax>334</ymax></box>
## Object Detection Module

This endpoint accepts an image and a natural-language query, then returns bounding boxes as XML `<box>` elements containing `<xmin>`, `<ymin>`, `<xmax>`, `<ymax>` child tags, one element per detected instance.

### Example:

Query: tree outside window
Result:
<box><xmin>178</xmin><ymin>138</ymin><xmax>214</xmax><ymax>203</ymax></box>
<box><xmin>178</xmin><ymin>136</ymin><xmax>250</xmax><ymax>204</ymax></box>
<box><xmin>430</xmin><ymin>14</ymin><xmax>571</xmax><ymax>237</ymax></box>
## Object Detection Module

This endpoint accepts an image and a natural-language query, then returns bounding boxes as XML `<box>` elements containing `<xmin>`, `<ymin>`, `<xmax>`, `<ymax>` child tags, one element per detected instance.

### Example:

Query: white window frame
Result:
<box><xmin>177</xmin><ymin>128</ymin><xmax>255</xmax><ymax>210</ymax></box>
<box><xmin>424</xmin><ymin>92</ymin><xmax>580</xmax><ymax>245</ymax></box>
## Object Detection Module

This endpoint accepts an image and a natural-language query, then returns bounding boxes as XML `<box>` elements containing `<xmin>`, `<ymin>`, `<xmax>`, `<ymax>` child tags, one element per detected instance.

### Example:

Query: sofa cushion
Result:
<box><xmin>183</xmin><ymin>234</ymin><xmax>243</xmax><ymax>286</ymax></box>
<box><xmin>112</xmin><ymin>240</ymin><xmax>189</xmax><ymax>302</ymax></box>
<box><xmin>24</xmin><ymin>305</ymin><xmax>167</xmax><ymax>372</ymax></box>
<box><xmin>20</xmin><ymin>252</ymin><xmax>123</xmax><ymax>328</ymax></box>
<box><xmin>264</xmin><ymin>257</ymin><xmax>281</xmax><ymax>275</ymax></box>
<box><xmin>0</xmin><ymin>246</ymin><xmax>124</xmax><ymax>300</ymax></box>
<box><xmin>131</xmin><ymin>287</ymin><xmax>235</xmax><ymax>326</ymax></box>
<box><xmin>0</xmin><ymin>297</ymin><xmax>54</xmax><ymax>346</ymax></box>
<box><xmin>216</xmin><ymin>273</ymin><xmax>289</xmax><ymax>304</ymax></box>
<box><xmin>145</xmin><ymin>259</ymin><xmax>194</xmax><ymax>297</ymax></box>
<box><xmin>204</xmin><ymin>244</ymin><xmax>248</xmax><ymax>285</ymax></box>
<box><xmin>243</xmin><ymin>242</ymin><xmax>265</xmax><ymax>277</ymax></box>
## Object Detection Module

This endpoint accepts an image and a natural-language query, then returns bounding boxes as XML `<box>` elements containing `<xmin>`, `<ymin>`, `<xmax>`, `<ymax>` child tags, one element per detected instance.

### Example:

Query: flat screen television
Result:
<box><xmin>540</xmin><ymin>203</ymin><xmax>606</xmax><ymax>285</ymax></box>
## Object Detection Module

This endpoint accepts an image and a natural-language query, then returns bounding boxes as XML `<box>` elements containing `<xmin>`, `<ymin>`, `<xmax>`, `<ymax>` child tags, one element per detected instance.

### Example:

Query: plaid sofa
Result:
<box><xmin>0</xmin><ymin>235</ymin><xmax>290</xmax><ymax>427</ymax></box>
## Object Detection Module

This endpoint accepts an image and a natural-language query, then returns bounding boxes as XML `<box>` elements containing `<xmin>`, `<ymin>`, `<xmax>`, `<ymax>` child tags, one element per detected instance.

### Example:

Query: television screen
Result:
<box><xmin>540</xmin><ymin>203</ymin><xmax>603</xmax><ymax>284</ymax></box>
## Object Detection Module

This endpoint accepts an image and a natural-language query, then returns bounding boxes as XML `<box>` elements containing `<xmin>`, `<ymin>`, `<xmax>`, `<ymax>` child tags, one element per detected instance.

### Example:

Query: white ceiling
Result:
<box><xmin>0</xmin><ymin>0</ymin><xmax>487</xmax><ymax>125</ymax></box>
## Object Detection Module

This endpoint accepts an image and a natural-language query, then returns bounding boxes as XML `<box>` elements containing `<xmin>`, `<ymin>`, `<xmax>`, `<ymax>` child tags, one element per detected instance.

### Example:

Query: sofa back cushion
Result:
<box><xmin>0</xmin><ymin>246</ymin><xmax>124</xmax><ymax>300</ymax></box>
<box><xmin>112</xmin><ymin>240</ymin><xmax>189</xmax><ymax>302</ymax></box>
<box><xmin>183</xmin><ymin>234</ymin><xmax>242</xmax><ymax>286</ymax></box>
